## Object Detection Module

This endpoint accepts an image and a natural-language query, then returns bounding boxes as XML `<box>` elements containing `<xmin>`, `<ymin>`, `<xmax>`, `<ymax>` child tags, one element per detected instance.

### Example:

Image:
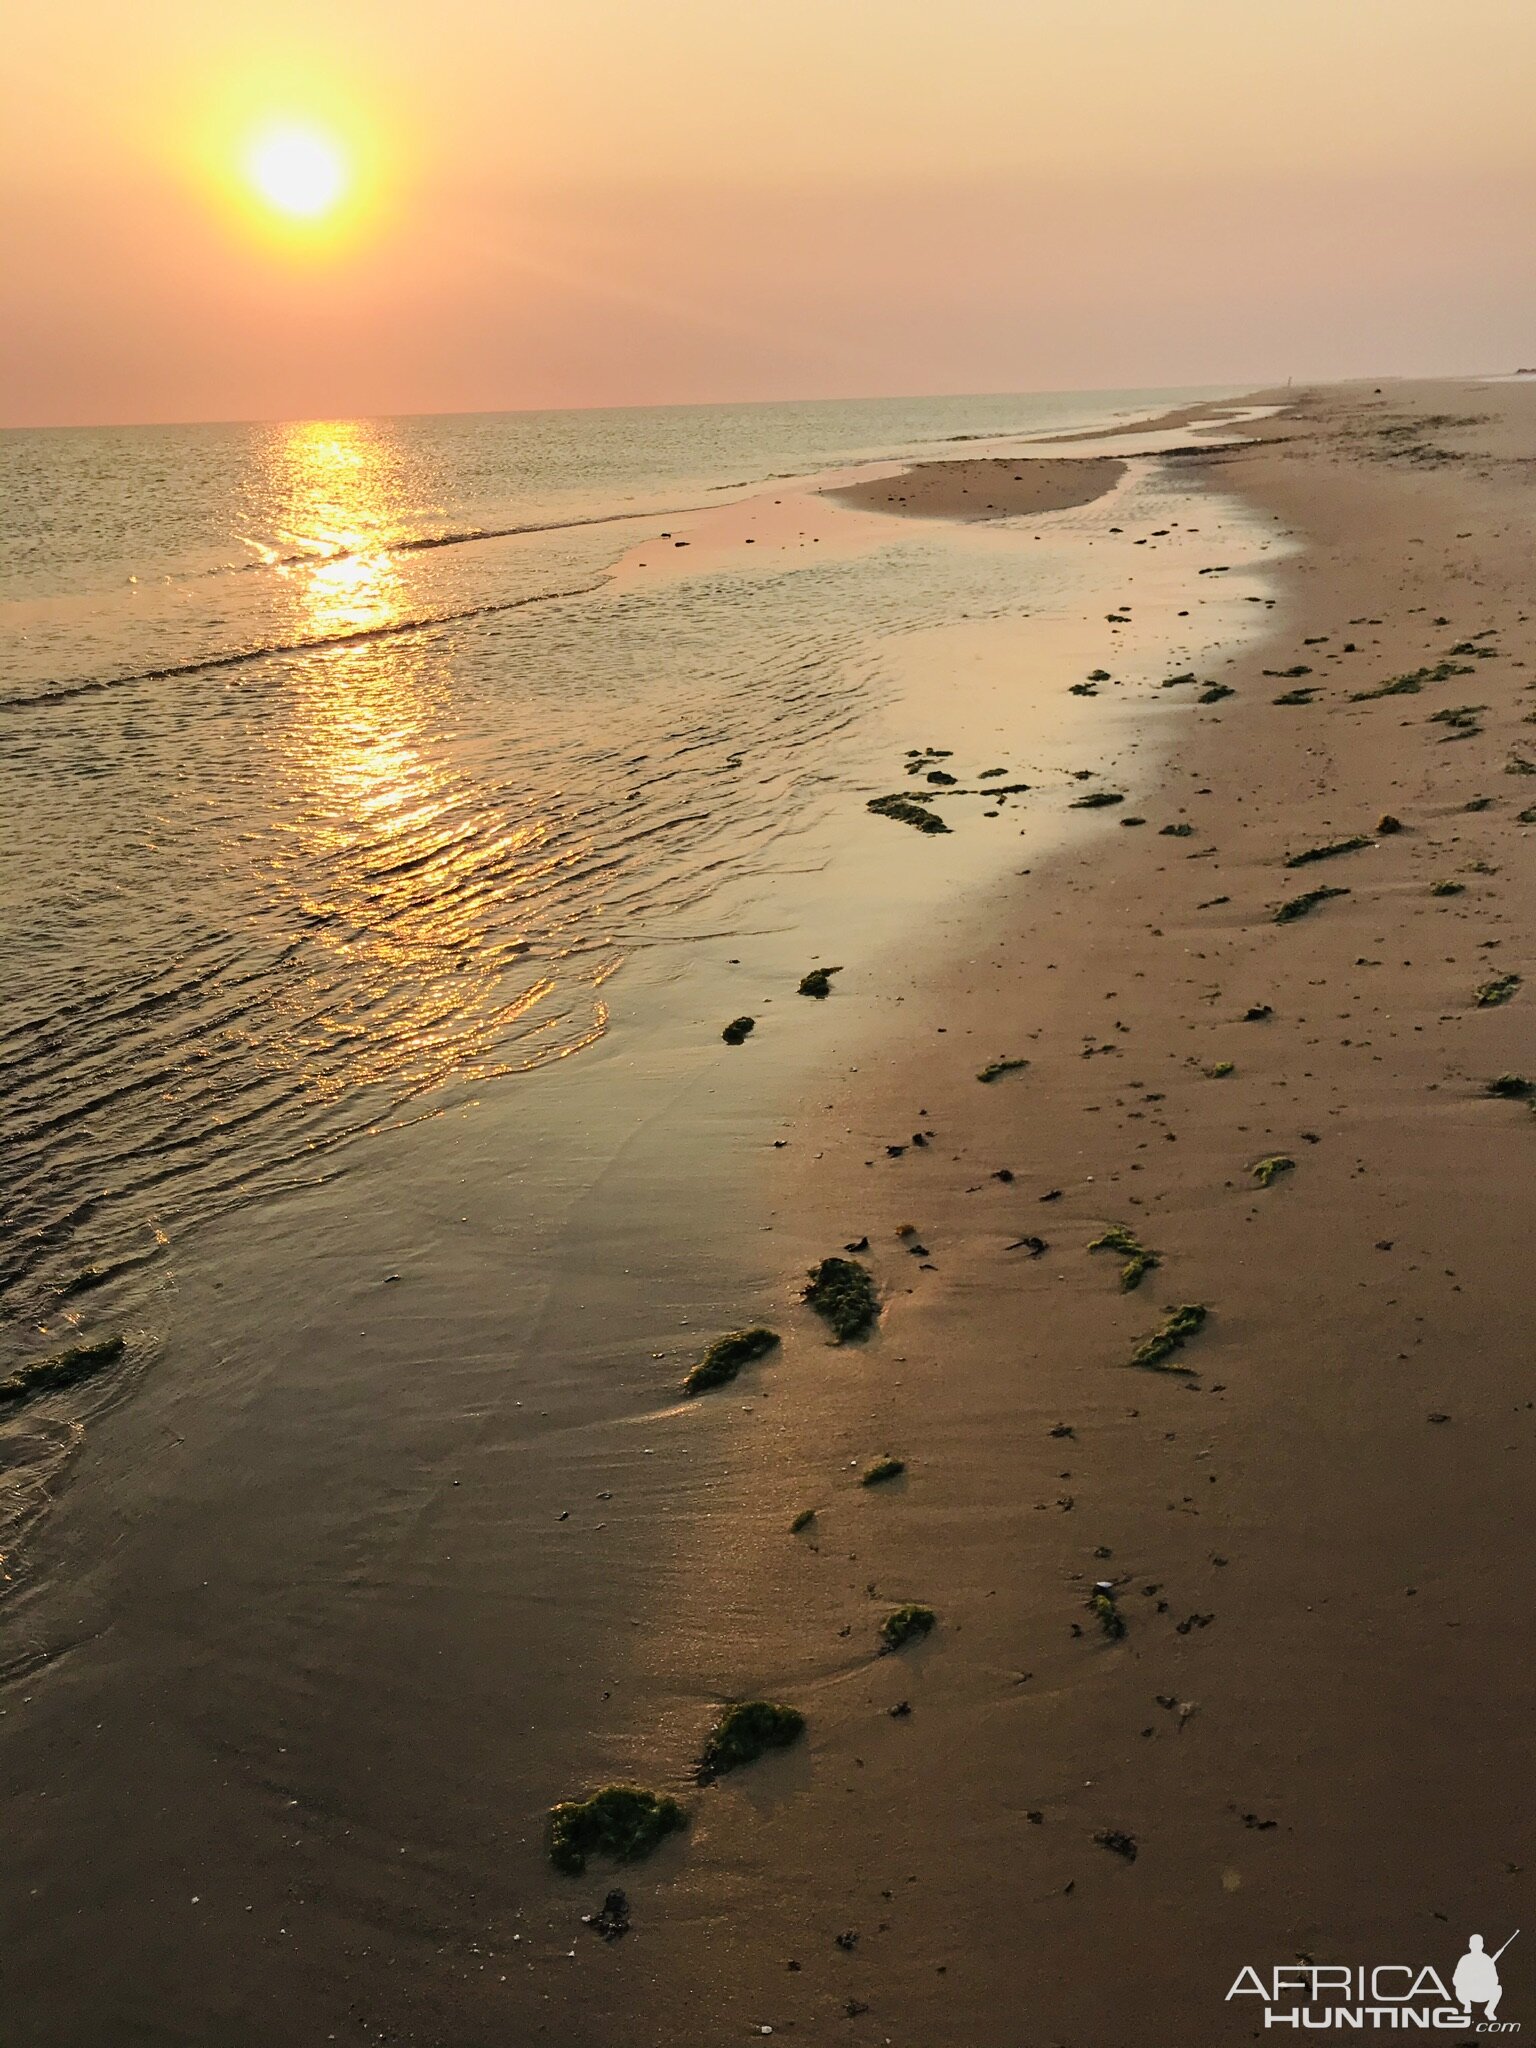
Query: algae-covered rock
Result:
<box><xmin>977</xmin><ymin>1057</ymin><xmax>1028</xmax><ymax>1082</ymax></box>
<box><xmin>880</xmin><ymin>1604</ymin><xmax>936</xmax><ymax>1653</ymax></box>
<box><xmin>0</xmin><ymin>1335</ymin><xmax>126</xmax><ymax>1405</ymax></box>
<box><xmin>867</xmin><ymin>793</ymin><xmax>950</xmax><ymax>834</ymax></box>
<box><xmin>1274</xmin><ymin>886</ymin><xmax>1349</xmax><ymax>924</ymax></box>
<box><xmin>860</xmin><ymin>1456</ymin><xmax>906</xmax><ymax>1486</ymax></box>
<box><xmin>548</xmin><ymin>1785</ymin><xmax>687</xmax><ymax>1874</ymax></box>
<box><xmin>696</xmin><ymin>1700</ymin><xmax>805</xmax><ymax>1783</ymax></box>
<box><xmin>683</xmin><ymin>1327</ymin><xmax>779</xmax><ymax>1396</ymax></box>
<box><xmin>1090</xmin><ymin>1587</ymin><xmax>1127</xmax><ymax>1640</ymax></box>
<box><xmin>1475</xmin><ymin>973</ymin><xmax>1521</xmax><ymax>1008</ymax></box>
<box><xmin>803</xmin><ymin>1256</ymin><xmax>878</xmax><ymax>1341</ymax></box>
<box><xmin>797</xmin><ymin>965</ymin><xmax>843</xmax><ymax>998</ymax></box>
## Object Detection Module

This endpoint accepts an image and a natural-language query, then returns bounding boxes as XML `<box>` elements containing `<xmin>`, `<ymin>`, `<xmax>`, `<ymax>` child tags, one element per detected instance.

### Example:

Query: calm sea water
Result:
<box><xmin>0</xmin><ymin>388</ymin><xmax>1224</xmax><ymax>1423</ymax></box>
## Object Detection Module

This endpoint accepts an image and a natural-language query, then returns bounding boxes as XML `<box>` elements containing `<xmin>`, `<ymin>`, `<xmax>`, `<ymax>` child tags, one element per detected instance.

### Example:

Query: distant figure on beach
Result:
<box><xmin>1453</xmin><ymin>1934</ymin><xmax>1504</xmax><ymax>2020</ymax></box>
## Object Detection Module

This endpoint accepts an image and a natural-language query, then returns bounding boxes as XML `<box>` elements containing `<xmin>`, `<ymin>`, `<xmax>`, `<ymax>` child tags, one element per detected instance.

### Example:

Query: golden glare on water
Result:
<box><xmin>245</xmin><ymin>122</ymin><xmax>348</xmax><ymax>220</ymax></box>
<box><xmin>253</xmin><ymin>418</ymin><xmax>606</xmax><ymax>1096</ymax></box>
<box><xmin>266</xmin><ymin>419</ymin><xmax>403</xmax><ymax>640</ymax></box>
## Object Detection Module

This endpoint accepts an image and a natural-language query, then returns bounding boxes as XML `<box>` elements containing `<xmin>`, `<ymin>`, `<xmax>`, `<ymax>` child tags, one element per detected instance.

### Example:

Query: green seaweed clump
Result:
<box><xmin>0</xmin><ymin>1335</ymin><xmax>126</xmax><ymax>1405</ymax></box>
<box><xmin>1272</xmin><ymin>687</ymin><xmax>1320</xmax><ymax>705</ymax></box>
<box><xmin>1518</xmin><ymin>806</ymin><xmax>1536</xmax><ymax>826</ymax></box>
<box><xmin>1350</xmin><ymin>674</ymin><xmax>1423</xmax><ymax>700</ymax></box>
<box><xmin>1204</xmin><ymin>1060</ymin><xmax>1234</xmax><ymax>1078</ymax></box>
<box><xmin>1284</xmin><ymin>835</ymin><xmax>1371</xmax><ymax>869</ymax></box>
<box><xmin>1475</xmin><ymin>973</ymin><xmax>1521</xmax><ymax>1008</ymax></box>
<box><xmin>1090</xmin><ymin>1587</ymin><xmax>1127</xmax><ymax>1640</ymax></box>
<box><xmin>1486</xmin><ymin>1075</ymin><xmax>1534</xmax><ymax>1099</ymax></box>
<box><xmin>1130</xmin><ymin>1303</ymin><xmax>1209</xmax><ymax>1373</ymax></box>
<box><xmin>803</xmin><ymin>1256</ymin><xmax>879</xmax><ymax>1341</ymax></box>
<box><xmin>722</xmin><ymin>1015</ymin><xmax>755</xmax><ymax>1045</ymax></box>
<box><xmin>977</xmin><ymin>1057</ymin><xmax>1029</xmax><ymax>1082</ymax></box>
<box><xmin>797</xmin><ymin>965</ymin><xmax>843</xmax><ymax>998</ymax></box>
<box><xmin>548</xmin><ymin>1786</ymin><xmax>687</xmax><ymax>1875</ymax></box>
<box><xmin>1274</xmin><ymin>885</ymin><xmax>1350</xmax><ymax>924</ymax></box>
<box><xmin>683</xmin><ymin>1327</ymin><xmax>780</xmax><ymax>1396</ymax></box>
<box><xmin>1252</xmin><ymin>1155</ymin><xmax>1295</xmax><ymax>1187</ymax></box>
<box><xmin>696</xmin><ymin>1700</ymin><xmax>805</xmax><ymax>1783</ymax></box>
<box><xmin>1087</xmin><ymin>1225</ymin><xmax>1160</xmax><ymax>1291</ymax></box>
<box><xmin>1349</xmin><ymin>660</ymin><xmax>1473</xmax><ymax>701</ymax></box>
<box><xmin>1430</xmin><ymin>704</ymin><xmax>1484</xmax><ymax>735</ymax></box>
<box><xmin>1069</xmin><ymin>790</ymin><xmax>1125</xmax><ymax>809</ymax></box>
<box><xmin>790</xmin><ymin>1507</ymin><xmax>817</xmax><ymax>1534</ymax></box>
<box><xmin>861</xmin><ymin>1456</ymin><xmax>906</xmax><ymax>1486</ymax></box>
<box><xmin>880</xmin><ymin>1604</ymin><xmax>937</xmax><ymax>1653</ymax></box>
<box><xmin>1430</xmin><ymin>880</ymin><xmax>1465</xmax><ymax>897</ymax></box>
<box><xmin>867</xmin><ymin>793</ymin><xmax>950</xmax><ymax>834</ymax></box>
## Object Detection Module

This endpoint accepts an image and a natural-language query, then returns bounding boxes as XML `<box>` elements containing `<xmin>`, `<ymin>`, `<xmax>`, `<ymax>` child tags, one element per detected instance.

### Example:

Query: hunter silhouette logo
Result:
<box><xmin>1455</xmin><ymin>1934</ymin><xmax>1517</xmax><ymax>2025</ymax></box>
<box><xmin>1227</xmin><ymin>1930</ymin><xmax>1520</xmax><ymax>2031</ymax></box>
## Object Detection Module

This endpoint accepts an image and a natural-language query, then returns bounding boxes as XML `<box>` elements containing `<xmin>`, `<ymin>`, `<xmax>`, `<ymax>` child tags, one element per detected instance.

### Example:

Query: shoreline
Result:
<box><xmin>3</xmin><ymin>378</ymin><xmax>1532</xmax><ymax>2044</ymax></box>
<box><xmin>619</xmin><ymin>376</ymin><xmax>1536</xmax><ymax>2042</ymax></box>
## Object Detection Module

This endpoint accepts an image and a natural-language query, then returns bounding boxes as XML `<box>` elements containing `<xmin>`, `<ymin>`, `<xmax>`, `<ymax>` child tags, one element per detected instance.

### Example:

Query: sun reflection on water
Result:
<box><xmin>248</xmin><ymin>419</ymin><xmax>608</xmax><ymax>1113</ymax></box>
<box><xmin>270</xmin><ymin>418</ymin><xmax>406</xmax><ymax>642</ymax></box>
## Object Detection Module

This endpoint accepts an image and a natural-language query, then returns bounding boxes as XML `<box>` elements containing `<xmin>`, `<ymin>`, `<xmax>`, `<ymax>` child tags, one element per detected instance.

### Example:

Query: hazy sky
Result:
<box><xmin>4</xmin><ymin>0</ymin><xmax>1534</xmax><ymax>426</ymax></box>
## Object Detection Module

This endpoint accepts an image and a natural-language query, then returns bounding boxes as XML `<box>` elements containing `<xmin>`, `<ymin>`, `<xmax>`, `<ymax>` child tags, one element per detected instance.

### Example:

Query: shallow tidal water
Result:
<box><xmin>0</xmin><ymin>386</ymin><xmax>1243</xmax><ymax>1533</ymax></box>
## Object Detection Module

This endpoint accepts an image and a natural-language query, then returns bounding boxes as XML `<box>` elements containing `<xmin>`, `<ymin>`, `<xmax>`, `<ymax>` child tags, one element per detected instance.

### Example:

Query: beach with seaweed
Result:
<box><xmin>2</xmin><ymin>379</ymin><xmax>1533</xmax><ymax>2044</ymax></box>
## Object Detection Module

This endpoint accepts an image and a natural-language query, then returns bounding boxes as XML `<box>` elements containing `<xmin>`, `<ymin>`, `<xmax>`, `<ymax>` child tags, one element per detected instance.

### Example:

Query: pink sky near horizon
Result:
<box><xmin>3</xmin><ymin>0</ymin><xmax>1534</xmax><ymax>429</ymax></box>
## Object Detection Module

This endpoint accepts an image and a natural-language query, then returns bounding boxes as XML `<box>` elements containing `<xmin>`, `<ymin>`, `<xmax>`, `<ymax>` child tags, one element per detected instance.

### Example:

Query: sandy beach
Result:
<box><xmin>624</xmin><ymin>377</ymin><xmax>1536</xmax><ymax>2042</ymax></box>
<box><xmin>3</xmin><ymin>378</ymin><xmax>1533</xmax><ymax>2046</ymax></box>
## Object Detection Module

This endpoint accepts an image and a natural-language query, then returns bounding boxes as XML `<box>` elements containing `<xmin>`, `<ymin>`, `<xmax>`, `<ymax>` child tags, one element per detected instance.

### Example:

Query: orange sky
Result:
<box><xmin>3</xmin><ymin>0</ymin><xmax>1534</xmax><ymax>427</ymax></box>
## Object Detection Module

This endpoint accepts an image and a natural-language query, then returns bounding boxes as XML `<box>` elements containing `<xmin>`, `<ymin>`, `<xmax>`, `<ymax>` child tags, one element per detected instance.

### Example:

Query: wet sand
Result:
<box><xmin>824</xmin><ymin>451</ymin><xmax>1126</xmax><ymax>521</ymax></box>
<box><xmin>4</xmin><ymin>380</ymin><xmax>1533</xmax><ymax>2045</ymax></box>
<box><xmin>612</xmin><ymin>377</ymin><xmax>1536</xmax><ymax>2042</ymax></box>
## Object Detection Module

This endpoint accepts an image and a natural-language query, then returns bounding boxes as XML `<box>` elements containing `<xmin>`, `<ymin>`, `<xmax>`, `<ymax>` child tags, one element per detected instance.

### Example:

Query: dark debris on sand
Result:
<box><xmin>804</xmin><ymin>1256</ymin><xmax>879</xmax><ymax>1341</ymax></box>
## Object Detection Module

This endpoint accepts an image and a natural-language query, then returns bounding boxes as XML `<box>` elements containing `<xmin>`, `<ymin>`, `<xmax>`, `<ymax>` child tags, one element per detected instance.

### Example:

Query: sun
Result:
<box><xmin>245</xmin><ymin>123</ymin><xmax>348</xmax><ymax>221</ymax></box>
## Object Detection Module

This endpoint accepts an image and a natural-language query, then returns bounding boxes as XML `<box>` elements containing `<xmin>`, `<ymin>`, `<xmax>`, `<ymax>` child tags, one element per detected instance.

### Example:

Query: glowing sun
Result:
<box><xmin>245</xmin><ymin>123</ymin><xmax>348</xmax><ymax>220</ymax></box>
